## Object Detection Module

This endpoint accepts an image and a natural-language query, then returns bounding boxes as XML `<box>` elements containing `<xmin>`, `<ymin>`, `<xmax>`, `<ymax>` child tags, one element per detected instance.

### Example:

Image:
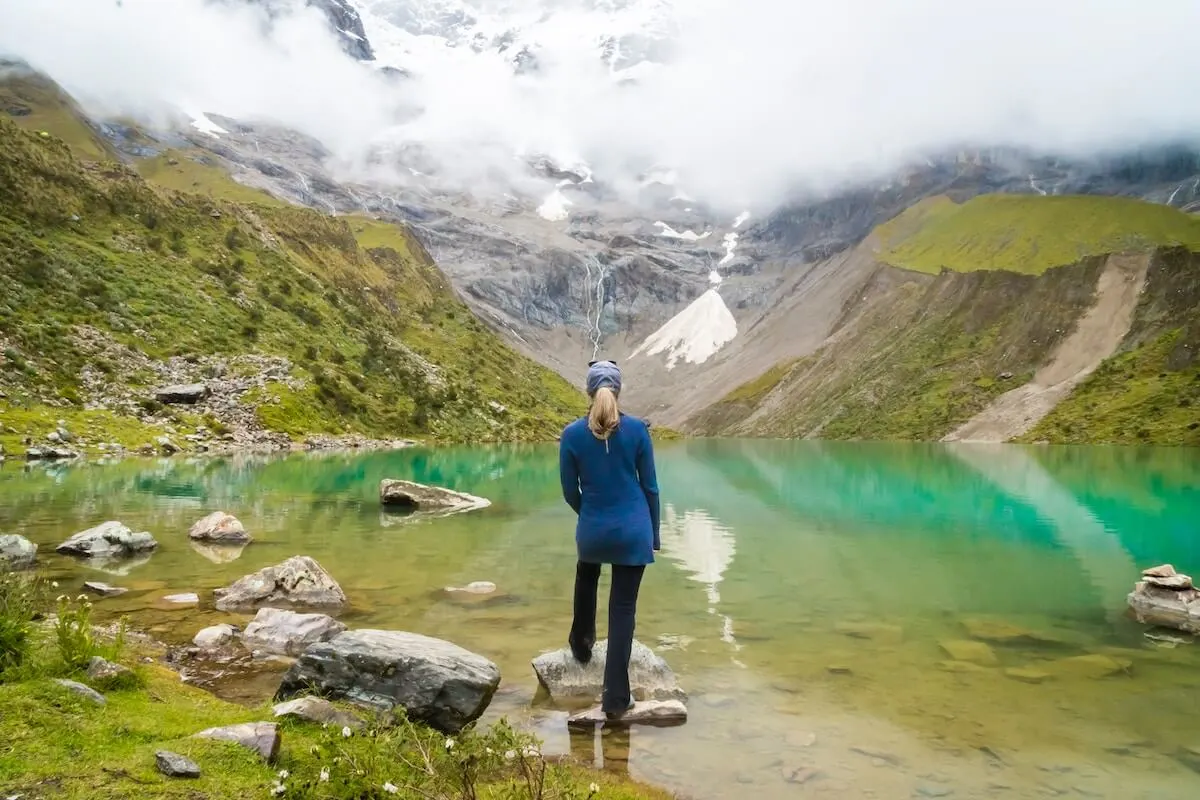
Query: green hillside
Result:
<box><xmin>878</xmin><ymin>194</ymin><xmax>1200</xmax><ymax>275</ymax></box>
<box><xmin>0</xmin><ymin>118</ymin><xmax>581</xmax><ymax>454</ymax></box>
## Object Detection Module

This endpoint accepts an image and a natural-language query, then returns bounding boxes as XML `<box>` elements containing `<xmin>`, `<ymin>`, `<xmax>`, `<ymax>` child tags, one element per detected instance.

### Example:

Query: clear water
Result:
<box><xmin>3</xmin><ymin>440</ymin><xmax>1200</xmax><ymax>799</ymax></box>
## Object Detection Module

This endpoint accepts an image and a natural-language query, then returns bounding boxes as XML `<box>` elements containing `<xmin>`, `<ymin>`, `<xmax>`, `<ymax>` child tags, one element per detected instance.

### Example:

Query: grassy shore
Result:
<box><xmin>0</xmin><ymin>575</ymin><xmax>674</xmax><ymax>800</ymax></box>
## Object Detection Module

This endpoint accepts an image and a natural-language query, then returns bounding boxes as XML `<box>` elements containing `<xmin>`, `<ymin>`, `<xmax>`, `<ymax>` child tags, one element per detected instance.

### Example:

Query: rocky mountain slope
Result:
<box><xmin>0</xmin><ymin>109</ymin><xmax>582</xmax><ymax>457</ymax></box>
<box><xmin>3</xmin><ymin>50</ymin><xmax>1198</xmax><ymax>448</ymax></box>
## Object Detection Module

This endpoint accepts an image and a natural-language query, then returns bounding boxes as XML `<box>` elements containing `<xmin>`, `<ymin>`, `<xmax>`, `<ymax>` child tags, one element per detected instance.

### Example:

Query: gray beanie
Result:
<box><xmin>586</xmin><ymin>360</ymin><xmax>621</xmax><ymax>397</ymax></box>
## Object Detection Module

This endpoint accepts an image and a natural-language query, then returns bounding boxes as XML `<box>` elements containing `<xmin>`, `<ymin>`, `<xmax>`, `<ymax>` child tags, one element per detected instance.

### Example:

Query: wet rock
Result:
<box><xmin>532</xmin><ymin>639</ymin><xmax>686</xmax><ymax>703</ymax></box>
<box><xmin>276</xmin><ymin>629</ymin><xmax>500</xmax><ymax>733</ymax></box>
<box><xmin>915</xmin><ymin>785</ymin><xmax>954</xmax><ymax>798</ymax></box>
<box><xmin>0</xmin><ymin>534</ymin><xmax>37</xmax><ymax>569</ymax></box>
<box><xmin>83</xmin><ymin>581</ymin><xmax>128</xmax><ymax>597</ymax></box>
<box><xmin>156</xmin><ymin>436</ymin><xmax>180</xmax><ymax>455</ymax></box>
<box><xmin>785</xmin><ymin>731</ymin><xmax>818</xmax><ymax>748</ymax></box>
<box><xmin>850</xmin><ymin>746</ymin><xmax>902</xmax><ymax>766</ymax></box>
<box><xmin>162</xmin><ymin>593</ymin><xmax>199</xmax><ymax>606</ymax></box>
<box><xmin>444</xmin><ymin>581</ymin><xmax>497</xmax><ymax>595</ymax></box>
<box><xmin>1050</xmin><ymin>654</ymin><xmax>1132</xmax><ymax>679</ymax></box>
<box><xmin>960</xmin><ymin>617</ymin><xmax>1071</xmax><ymax>647</ymax></box>
<box><xmin>939</xmin><ymin>640</ymin><xmax>999</xmax><ymax>666</ymax></box>
<box><xmin>937</xmin><ymin>660</ymin><xmax>989</xmax><ymax>674</ymax></box>
<box><xmin>272</xmin><ymin>696</ymin><xmax>364</xmax><ymax>729</ymax></box>
<box><xmin>379</xmin><ymin>479</ymin><xmax>491</xmax><ymax>513</ymax></box>
<box><xmin>213</xmin><ymin>555</ymin><xmax>346</xmax><ymax>611</ymax></box>
<box><xmin>54</xmin><ymin>678</ymin><xmax>106</xmax><ymax>705</ymax></box>
<box><xmin>26</xmin><ymin>446</ymin><xmax>80</xmax><ymax>460</ymax></box>
<box><xmin>1127</xmin><ymin>565</ymin><xmax>1200</xmax><ymax>634</ymax></box>
<box><xmin>242</xmin><ymin>607</ymin><xmax>346</xmax><ymax>656</ymax></box>
<box><xmin>1005</xmin><ymin>667</ymin><xmax>1052</xmax><ymax>684</ymax></box>
<box><xmin>567</xmin><ymin>699</ymin><xmax>688</xmax><ymax>729</ymax></box>
<box><xmin>156</xmin><ymin>383</ymin><xmax>210</xmax><ymax>404</ymax></box>
<box><xmin>826</xmin><ymin>664</ymin><xmax>853</xmax><ymax>675</ymax></box>
<box><xmin>86</xmin><ymin>656</ymin><xmax>134</xmax><ymax>686</ymax></box>
<box><xmin>156</xmin><ymin>750</ymin><xmax>200</xmax><ymax>778</ymax></box>
<box><xmin>188</xmin><ymin>512</ymin><xmax>251</xmax><ymax>544</ymax></box>
<box><xmin>194</xmin><ymin>721</ymin><xmax>280</xmax><ymax>762</ymax></box>
<box><xmin>55</xmin><ymin>521</ymin><xmax>158</xmax><ymax>559</ymax></box>
<box><xmin>194</xmin><ymin>623</ymin><xmax>239</xmax><ymax>650</ymax></box>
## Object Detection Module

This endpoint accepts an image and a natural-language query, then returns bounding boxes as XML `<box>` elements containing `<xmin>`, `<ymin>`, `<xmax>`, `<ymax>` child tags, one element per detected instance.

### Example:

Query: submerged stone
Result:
<box><xmin>834</xmin><ymin>621</ymin><xmax>903</xmax><ymax>642</ymax></box>
<box><xmin>938</xmin><ymin>640</ymin><xmax>999</xmax><ymax>666</ymax></box>
<box><xmin>1004</xmin><ymin>667</ymin><xmax>1052</xmax><ymax>684</ymax></box>
<box><xmin>1050</xmin><ymin>654</ymin><xmax>1132</xmax><ymax>679</ymax></box>
<box><xmin>532</xmin><ymin>639</ymin><xmax>686</xmax><ymax>703</ymax></box>
<box><xmin>82</xmin><ymin>581</ymin><xmax>128</xmax><ymax>597</ymax></box>
<box><xmin>937</xmin><ymin>660</ymin><xmax>989</xmax><ymax>674</ymax></box>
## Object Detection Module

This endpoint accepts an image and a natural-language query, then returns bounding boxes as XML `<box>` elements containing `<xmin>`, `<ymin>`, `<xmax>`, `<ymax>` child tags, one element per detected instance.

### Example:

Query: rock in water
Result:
<box><xmin>242</xmin><ymin>607</ymin><xmax>346</xmax><ymax>656</ymax></box>
<box><xmin>566</xmin><ymin>699</ymin><xmax>688</xmax><ymax>729</ymax></box>
<box><xmin>379</xmin><ymin>479</ymin><xmax>491</xmax><ymax>512</ymax></box>
<box><xmin>531</xmin><ymin>639</ymin><xmax>687</xmax><ymax>703</ymax></box>
<box><xmin>213</xmin><ymin>555</ymin><xmax>346</xmax><ymax>611</ymax></box>
<box><xmin>83</xmin><ymin>581</ymin><xmax>128</xmax><ymax>597</ymax></box>
<box><xmin>1127</xmin><ymin>565</ymin><xmax>1200</xmax><ymax>635</ymax></box>
<box><xmin>275</xmin><ymin>629</ymin><xmax>501</xmax><ymax>733</ymax></box>
<box><xmin>938</xmin><ymin>640</ymin><xmax>999</xmax><ymax>666</ymax></box>
<box><xmin>0</xmin><ymin>534</ymin><xmax>37</xmax><ymax>569</ymax></box>
<box><xmin>273</xmin><ymin>696</ymin><xmax>363</xmax><ymax>729</ymax></box>
<box><xmin>193</xmin><ymin>623</ymin><xmax>239</xmax><ymax>650</ymax></box>
<box><xmin>25</xmin><ymin>446</ymin><xmax>80</xmax><ymax>460</ymax></box>
<box><xmin>156</xmin><ymin>750</ymin><xmax>201</xmax><ymax>778</ymax></box>
<box><xmin>55</xmin><ymin>521</ymin><xmax>158</xmax><ymax>559</ymax></box>
<box><xmin>156</xmin><ymin>383</ymin><xmax>209</xmax><ymax>404</ymax></box>
<box><xmin>188</xmin><ymin>512</ymin><xmax>252</xmax><ymax>544</ymax></box>
<box><xmin>194</xmin><ymin>722</ymin><xmax>280</xmax><ymax>762</ymax></box>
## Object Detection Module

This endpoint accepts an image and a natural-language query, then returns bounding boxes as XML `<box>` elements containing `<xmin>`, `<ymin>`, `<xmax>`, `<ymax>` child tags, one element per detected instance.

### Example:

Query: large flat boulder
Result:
<box><xmin>213</xmin><ymin>555</ymin><xmax>346</xmax><ymax>611</ymax></box>
<box><xmin>242</xmin><ymin>607</ymin><xmax>346</xmax><ymax>656</ymax></box>
<box><xmin>566</xmin><ymin>699</ymin><xmax>688</xmax><ymax>729</ymax></box>
<box><xmin>1127</xmin><ymin>564</ymin><xmax>1200</xmax><ymax>635</ymax></box>
<box><xmin>55</xmin><ymin>521</ymin><xmax>158</xmax><ymax>559</ymax></box>
<box><xmin>188</xmin><ymin>512</ymin><xmax>251</xmax><ymax>544</ymax></box>
<box><xmin>532</xmin><ymin>639</ymin><xmax>686</xmax><ymax>703</ymax></box>
<box><xmin>193</xmin><ymin>722</ymin><xmax>279</xmax><ymax>762</ymax></box>
<box><xmin>156</xmin><ymin>383</ymin><xmax>209</xmax><ymax>404</ymax></box>
<box><xmin>379</xmin><ymin>479</ymin><xmax>490</xmax><ymax>513</ymax></box>
<box><xmin>275</xmin><ymin>629</ymin><xmax>501</xmax><ymax>733</ymax></box>
<box><xmin>0</xmin><ymin>534</ymin><xmax>37</xmax><ymax>570</ymax></box>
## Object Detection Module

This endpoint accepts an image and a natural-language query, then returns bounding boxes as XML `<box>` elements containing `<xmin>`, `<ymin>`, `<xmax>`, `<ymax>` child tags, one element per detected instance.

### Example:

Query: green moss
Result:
<box><xmin>0</xmin><ymin>405</ymin><xmax>202</xmax><ymax>455</ymax></box>
<box><xmin>724</xmin><ymin>359</ymin><xmax>802</xmax><ymax>405</ymax></box>
<box><xmin>879</xmin><ymin>194</ymin><xmax>1200</xmax><ymax>275</ymax></box>
<box><xmin>0</xmin><ymin>119</ymin><xmax>581</xmax><ymax>446</ymax></box>
<box><xmin>1021</xmin><ymin>329</ymin><xmax>1200</xmax><ymax>446</ymax></box>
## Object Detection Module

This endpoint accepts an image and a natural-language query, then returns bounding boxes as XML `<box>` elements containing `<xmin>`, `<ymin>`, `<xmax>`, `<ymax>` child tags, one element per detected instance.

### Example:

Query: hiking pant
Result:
<box><xmin>569</xmin><ymin>560</ymin><xmax>646</xmax><ymax>713</ymax></box>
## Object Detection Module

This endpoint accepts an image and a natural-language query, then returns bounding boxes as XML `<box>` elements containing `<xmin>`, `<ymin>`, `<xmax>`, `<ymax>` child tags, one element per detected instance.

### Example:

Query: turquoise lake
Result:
<box><xmin>2</xmin><ymin>439</ymin><xmax>1199</xmax><ymax>799</ymax></box>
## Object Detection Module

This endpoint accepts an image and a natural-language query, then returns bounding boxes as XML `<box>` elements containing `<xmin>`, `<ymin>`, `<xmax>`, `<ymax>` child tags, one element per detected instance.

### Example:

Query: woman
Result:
<box><xmin>558</xmin><ymin>359</ymin><xmax>660</xmax><ymax>719</ymax></box>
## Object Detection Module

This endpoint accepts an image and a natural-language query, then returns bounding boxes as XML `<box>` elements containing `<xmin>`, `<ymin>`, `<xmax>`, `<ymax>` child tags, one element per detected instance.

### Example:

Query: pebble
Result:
<box><xmin>827</xmin><ymin>665</ymin><xmax>853</xmax><ymax>675</ymax></box>
<box><xmin>915</xmin><ymin>786</ymin><xmax>953</xmax><ymax>798</ymax></box>
<box><xmin>785</xmin><ymin>731</ymin><xmax>818</xmax><ymax>748</ymax></box>
<box><xmin>781</xmin><ymin>766</ymin><xmax>820</xmax><ymax>784</ymax></box>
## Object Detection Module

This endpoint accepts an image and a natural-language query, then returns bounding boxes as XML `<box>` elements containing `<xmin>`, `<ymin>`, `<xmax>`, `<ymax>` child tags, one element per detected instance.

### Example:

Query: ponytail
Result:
<box><xmin>587</xmin><ymin>386</ymin><xmax>620</xmax><ymax>440</ymax></box>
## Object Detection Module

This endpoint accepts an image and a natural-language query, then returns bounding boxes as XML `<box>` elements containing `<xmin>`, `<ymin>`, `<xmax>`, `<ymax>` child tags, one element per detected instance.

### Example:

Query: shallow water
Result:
<box><xmin>4</xmin><ymin>440</ymin><xmax>1200</xmax><ymax>799</ymax></box>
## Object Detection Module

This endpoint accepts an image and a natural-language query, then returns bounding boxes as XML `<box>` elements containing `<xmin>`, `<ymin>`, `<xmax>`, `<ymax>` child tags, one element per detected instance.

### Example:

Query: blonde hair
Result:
<box><xmin>587</xmin><ymin>386</ymin><xmax>620</xmax><ymax>440</ymax></box>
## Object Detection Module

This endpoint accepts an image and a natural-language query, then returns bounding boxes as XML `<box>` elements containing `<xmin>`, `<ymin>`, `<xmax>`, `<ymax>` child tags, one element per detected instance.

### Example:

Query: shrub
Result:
<box><xmin>53</xmin><ymin>594</ymin><xmax>98</xmax><ymax>671</ymax></box>
<box><xmin>0</xmin><ymin>572</ymin><xmax>48</xmax><ymax>676</ymax></box>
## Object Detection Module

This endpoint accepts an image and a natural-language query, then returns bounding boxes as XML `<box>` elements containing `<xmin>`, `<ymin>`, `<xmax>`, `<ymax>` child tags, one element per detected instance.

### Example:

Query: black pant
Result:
<box><xmin>569</xmin><ymin>561</ymin><xmax>645</xmax><ymax>713</ymax></box>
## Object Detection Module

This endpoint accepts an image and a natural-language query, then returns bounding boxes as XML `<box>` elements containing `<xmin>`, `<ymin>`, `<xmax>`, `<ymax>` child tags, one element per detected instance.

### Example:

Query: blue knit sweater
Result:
<box><xmin>559</xmin><ymin>414</ymin><xmax>661</xmax><ymax>566</ymax></box>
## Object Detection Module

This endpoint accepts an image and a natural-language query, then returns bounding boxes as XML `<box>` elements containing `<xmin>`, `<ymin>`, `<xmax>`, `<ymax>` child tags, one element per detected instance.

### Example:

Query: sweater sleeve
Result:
<box><xmin>636</xmin><ymin>425</ymin><xmax>661</xmax><ymax>549</ymax></box>
<box><xmin>559</xmin><ymin>433</ymin><xmax>581</xmax><ymax>514</ymax></box>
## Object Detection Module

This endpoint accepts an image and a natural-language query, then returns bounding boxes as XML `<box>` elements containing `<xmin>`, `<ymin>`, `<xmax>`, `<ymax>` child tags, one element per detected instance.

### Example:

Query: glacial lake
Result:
<box><xmin>3</xmin><ymin>439</ymin><xmax>1200</xmax><ymax>800</ymax></box>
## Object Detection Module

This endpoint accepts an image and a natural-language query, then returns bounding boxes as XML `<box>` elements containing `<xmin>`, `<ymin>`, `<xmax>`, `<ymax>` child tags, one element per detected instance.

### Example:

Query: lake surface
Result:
<box><xmin>3</xmin><ymin>440</ymin><xmax>1200</xmax><ymax>799</ymax></box>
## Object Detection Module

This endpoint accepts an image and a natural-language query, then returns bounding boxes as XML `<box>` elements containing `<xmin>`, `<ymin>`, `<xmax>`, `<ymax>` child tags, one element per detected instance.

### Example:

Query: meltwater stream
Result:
<box><xmin>3</xmin><ymin>440</ymin><xmax>1199</xmax><ymax>800</ymax></box>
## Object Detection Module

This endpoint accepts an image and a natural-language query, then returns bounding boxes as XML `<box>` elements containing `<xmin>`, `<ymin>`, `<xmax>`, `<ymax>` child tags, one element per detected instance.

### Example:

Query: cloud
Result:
<box><xmin>2</xmin><ymin>0</ymin><xmax>1200</xmax><ymax>214</ymax></box>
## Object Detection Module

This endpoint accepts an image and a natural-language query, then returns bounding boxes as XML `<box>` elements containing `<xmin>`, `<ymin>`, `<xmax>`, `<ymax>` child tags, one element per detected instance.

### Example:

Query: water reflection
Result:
<box><xmin>658</xmin><ymin>505</ymin><xmax>741</xmax><ymax>655</ymax></box>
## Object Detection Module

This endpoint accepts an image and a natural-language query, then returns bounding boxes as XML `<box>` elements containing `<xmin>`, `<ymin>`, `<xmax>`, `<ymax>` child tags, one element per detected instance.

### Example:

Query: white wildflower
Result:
<box><xmin>444</xmin><ymin>738</ymin><xmax>456</xmax><ymax>750</ymax></box>
<box><xmin>277</xmin><ymin>770</ymin><xmax>289</xmax><ymax>779</ymax></box>
<box><xmin>270</xmin><ymin>782</ymin><xmax>286</xmax><ymax>796</ymax></box>
<box><xmin>76</xmin><ymin>594</ymin><xmax>87</xmax><ymax>602</ymax></box>
<box><xmin>523</xmin><ymin>745</ymin><xmax>540</xmax><ymax>758</ymax></box>
<box><xmin>56</xmin><ymin>595</ymin><xmax>66</xmax><ymax>603</ymax></box>
<box><xmin>51</xmin><ymin>581</ymin><xmax>59</xmax><ymax>588</ymax></box>
<box><xmin>341</xmin><ymin>726</ymin><xmax>353</xmax><ymax>738</ymax></box>
<box><xmin>485</xmin><ymin>747</ymin><xmax>494</xmax><ymax>755</ymax></box>
<box><xmin>319</xmin><ymin>767</ymin><xmax>330</xmax><ymax>783</ymax></box>
<box><xmin>589</xmin><ymin>782</ymin><xmax>600</xmax><ymax>794</ymax></box>
<box><xmin>383</xmin><ymin>782</ymin><xmax>399</xmax><ymax>794</ymax></box>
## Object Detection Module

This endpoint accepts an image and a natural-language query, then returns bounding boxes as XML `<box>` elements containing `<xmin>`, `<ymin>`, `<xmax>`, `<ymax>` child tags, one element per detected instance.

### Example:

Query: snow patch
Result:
<box><xmin>189</xmin><ymin>112</ymin><xmax>227</xmax><ymax>137</ymax></box>
<box><xmin>719</xmin><ymin>232</ymin><xmax>739</xmax><ymax>266</ymax></box>
<box><xmin>631</xmin><ymin>288</ymin><xmax>737</xmax><ymax>369</ymax></box>
<box><xmin>708</xmin><ymin>270</ymin><xmax>723</xmax><ymax>286</ymax></box>
<box><xmin>655</xmin><ymin>221</ymin><xmax>711</xmax><ymax>241</ymax></box>
<box><xmin>537</xmin><ymin>188</ymin><xmax>572</xmax><ymax>221</ymax></box>
<box><xmin>733</xmin><ymin>211</ymin><xmax>751</xmax><ymax>229</ymax></box>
